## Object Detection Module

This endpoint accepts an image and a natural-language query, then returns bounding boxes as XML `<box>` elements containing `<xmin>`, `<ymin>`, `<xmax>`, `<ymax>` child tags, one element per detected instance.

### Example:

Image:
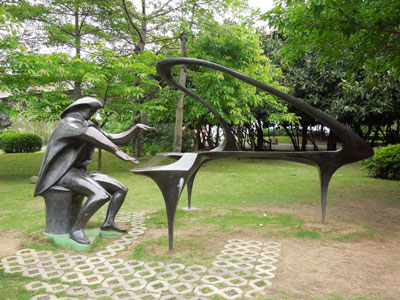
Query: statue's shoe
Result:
<box><xmin>100</xmin><ymin>223</ymin><xmax>127</xmax><ymax>233</ymax></box>
<box><xmin>69</xmin><ymin>230</ymin><xmax>90</xmax><ymax>244</ymax></box>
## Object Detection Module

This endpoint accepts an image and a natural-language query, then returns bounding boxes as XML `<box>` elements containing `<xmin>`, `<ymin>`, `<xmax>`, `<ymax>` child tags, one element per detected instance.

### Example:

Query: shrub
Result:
<box><xmin>361</xmin><ymin>144</ymin><xmax>400</xmax><ymax>180</ymax></box>
<box><xmin>143</xmin><ymin>123</ymin><xmax>194</xmax><ymax>155</ymax></box>
<box><xmin>0</xmin><ymin>132</ymin><xmax>43</xmax><ymax>153</ymax></box>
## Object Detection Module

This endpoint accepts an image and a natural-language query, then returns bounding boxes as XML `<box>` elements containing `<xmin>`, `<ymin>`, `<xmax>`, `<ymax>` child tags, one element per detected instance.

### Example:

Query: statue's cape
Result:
<box><xmin>34</xmin><ymin>117</ymin><xmax>89</xmax><ymax>196</ymax></box>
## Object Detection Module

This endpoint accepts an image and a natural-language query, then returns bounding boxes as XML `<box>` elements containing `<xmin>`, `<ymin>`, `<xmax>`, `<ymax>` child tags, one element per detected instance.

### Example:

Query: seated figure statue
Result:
<box><xmin>34</xmin><ymin>97</ymin><xmax>154</xmax><ymax>244</ymax></box>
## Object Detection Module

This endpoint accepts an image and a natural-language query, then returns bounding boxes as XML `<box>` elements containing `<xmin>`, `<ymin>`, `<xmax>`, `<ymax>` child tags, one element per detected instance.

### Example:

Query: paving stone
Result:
<box><xmin>159</xmin><ymin>295</ymin><xmax>186</xmax><ymax>300</ymax></box>
<box><xmin>146</xmin><ymin>280</ymin><xmax>170</xmax><ymax>293</ymax></box>
<box><xmin>225</xmin><ymin>276</ymin><xmax>248</xmax><ymax>287</ymax></box>
<box><xmin>31</xmin><ymin>295</ymin><xmax>61</xmax><ymax>300</ymax></box>
<box><xmin>1</xmin><ymin>211</ymin><xmax>281</xmax><ymax>300</ymax></box>
<box><xmin>62</xmin><ymin>271</ymin><xmax>104</xmax><ymax>285</ymax></box>
<box><xmin>111</xmin><ymin>290</ymin><xmax>137</xmax><ymax>299</ymax></box>
<box><xmin>23</xmin><ymin>267</ymin><xmax>64</xmax><ymax>280</ymax></box>
<box><xmin>66</xmin><ymin>285</ymin><xmax>113</xmax><ymax>298</ymax></box>
<box><xmin>156</xmin><ymin>270</ymin><xmax>178</xmax><ymax>281</ymax></box>
<box><xmin>184</xmin><ymin>265</ymin><xmax>206</xmax><ymax>274</ymax></box>
<box><xmin>201</xmin><ymin>274</ymin><xmax>226</xmax><ymax>285</ymax></box>
<box><xmin>113</xmin><ymin>266</ymin><xmax>135</xmax><ymax>277</ymax></box>
<box><xmin>106</xmin><ymin>244</ymin><xmax>126</xmax><ymax>252</ymax></box>
<box><xmin>136</xmin><ymin>292</ymin><xmax>161</xmax><ymax>300</ymax></box>
<box><xmin>177</xmin><ymin>272</ymin><xmax>201</xmax><ymax>283</ymax></box>
<box><xmin>126</xmin><ymin>277</ymin><xmax>147</xmax><ymax>291</ymax></box>
<box><xmin>135</xmin><ymin>268</ymin><xmax>156</xmax><ymax>279</ymax></box>
<box><xmin>31</xmin><ymin>295</ymin><xmax>79</xmax><ymax>300</ymax></box>
<box><xmin>96</xmin><ymin>249</ymin><xmax>117</xmax><ymax>257</ymax></box>
<box><xmin>194</xmin><ymin>284</ymin><xmax>220</xmax><ymax>297</ymax></box>
<box><xmin>2</xmin><ymin>264</ymin><xmax>26</xmax><ymax>274</ymax></box>
<box><xmin>102</xmin><ymin>276</ymin><xmax>127</xmax><ymax>289</ymax></box>
<box><xmin>25</xmin><ymin>280</ymin><xmax>69</xmax><ymax>293</ymax></box>
<box><xmin>168</xmin><ymin>282</ymin><xmax>194</xmax><ymax>294</ymax></box>
<box><xmin>248</xmin><ymin>278</ymin><xmax>272</xmax><ymax>290</ymax></box>
<box><xmin>218</xmin><ymin>286</ymin><xmax>243</xmax><ymax>299</ymax></box>
<box><xmin>112</xmin><ymin>291</ymin><xmax>161</xmax><ymax>300</ymax></box>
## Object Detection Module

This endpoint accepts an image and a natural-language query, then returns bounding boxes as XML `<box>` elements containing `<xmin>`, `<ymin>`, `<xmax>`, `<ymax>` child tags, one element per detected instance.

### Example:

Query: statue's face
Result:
<box><xmin>80</xmin><ymin>105</ymin><xmax>98</xmax><ymax>120</ymax></box>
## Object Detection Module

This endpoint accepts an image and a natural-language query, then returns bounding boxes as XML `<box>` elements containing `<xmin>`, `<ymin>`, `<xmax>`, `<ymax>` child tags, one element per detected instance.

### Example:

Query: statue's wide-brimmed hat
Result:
<box><xmin>61</xmin><ymin>97</ymin><xmax>103</xmax><ymax>118</ymax></box>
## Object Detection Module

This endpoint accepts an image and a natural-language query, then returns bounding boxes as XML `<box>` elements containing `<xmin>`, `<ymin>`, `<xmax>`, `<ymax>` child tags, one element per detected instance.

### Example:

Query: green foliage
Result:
<box><xmin>335</xmin><ymin>70</ymin><xmax>400</xmax><ymax>144</ymax></box>
<box><xmin>0</xmin><ymin>132</ymin><xmax>43</xmax><ymax>153</ymax></box>
<box><xmin>361</xmin><ymin>145</ymin><xmax>400</xmax><ymax>180</ymax></box>
<box><xmin>143</xmin><ymin>123</ymin><xmax>194</xmax><ymax>155</ymax></box>
<box><xmin>5</xmin><ymin>0</ymin><xmax>105</xmax><ymax>55</ymax></box>
<box><xmin>2</xmin><ymin>52</ymin><xmax>78</xmax><ymax>121</ymax></box>
<box><xmin>9</xmin><ymin>116</ymin><xmax>56</xmax><ymax>145</ymax></box>
<box><xmin>260</xmin><ymin>33</ymin><xmax>400</xmax><ymax>147</ymax></box>
<box><xmin>188</xmin><ymin>24</ymin><xmax>290</xmax><ymax>127</ymax></box>
<box><xmin>0</xmin><ymin>7</ymin><xmax>21</xmax><ymax>52</ymax></box>
<box><xmin>262</xmin><ymin>0</ymin><xmax>400</xmax><ymax>76</ymax></box>
<box><xmin>0</xmin><ymin>7</ymin><xmax>22</xmax><ymax>114</ymax></box>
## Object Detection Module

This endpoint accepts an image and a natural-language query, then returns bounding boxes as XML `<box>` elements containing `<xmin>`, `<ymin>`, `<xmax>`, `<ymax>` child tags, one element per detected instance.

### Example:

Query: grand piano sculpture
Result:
<box><xmin>132</xmin><ymin>58</ymin><xmax>374</xmax><ymax>251</ymax></box>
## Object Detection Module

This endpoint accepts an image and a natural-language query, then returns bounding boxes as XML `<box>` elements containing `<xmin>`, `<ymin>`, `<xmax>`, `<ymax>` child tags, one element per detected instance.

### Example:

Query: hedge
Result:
<box><xmin>0</xmin><ymin>132</ymin><xmax>43</xmax><ymax>153</ymax></box>
<box><xmin>361</xmin><ymin>144</ymin><xmax>400</xmax><ymax>180</ymax></box>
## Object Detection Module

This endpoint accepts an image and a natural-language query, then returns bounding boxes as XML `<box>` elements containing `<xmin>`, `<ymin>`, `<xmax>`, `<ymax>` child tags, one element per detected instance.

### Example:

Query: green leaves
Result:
<box><xmin>186</xmin><ymin>24</ymin><xmax>290</xmax><ymax>129</ymax></box>
<box><xmin>361</xmin><ymin>144</ymin><xmax>400</xmax><ymax>180</ymax></box>
<box><xmin>262</xmin><ymin>0</ymin><xmax>400</xmax><ymax>76</ymax></box>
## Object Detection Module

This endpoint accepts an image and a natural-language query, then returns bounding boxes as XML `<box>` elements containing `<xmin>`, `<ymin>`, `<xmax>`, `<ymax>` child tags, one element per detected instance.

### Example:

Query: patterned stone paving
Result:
<box><xmin>0</xmin><ymin>211</ymin><xmax>281</xmax><ymax>299</ymax></box>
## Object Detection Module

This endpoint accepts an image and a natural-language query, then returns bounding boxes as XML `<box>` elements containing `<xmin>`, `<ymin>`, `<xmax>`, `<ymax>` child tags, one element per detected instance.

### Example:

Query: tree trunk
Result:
<box><xmin>301</xmin><ymin>124</ymin><xmax>308</xmax><ymax>151</ymax></box>
<box><xmin>327</xmin><ymin>130</ymin><xmax>337</xmax><ymax>151</ymax></box>
<box><xmin>284</xmin><ymin>125</ymin><xmax>300</xmax><ymax>151</ymax></box>
<box><xmin>137</xmin><ymin>113</ymin><xmax>147</xmax><ymax>157</ymax></box>
<box><xmin>173</xmin><ymin>34</ymin><xmax>187</xmax><ymax>152</ymax></box>
<box><xmin>97</xmin><ymin>149</ymin><xmax>102</xmax><ymax>171</ymax></box>
<box><xmin>255</xmin><ymin>117</ymin><xmax>265</xmax><ymax>151</ymax></box>
<box><xmin>131</xmin><ymin>131</ymin><xmax>138</xmax><ymax>157</ymax></box>
<box><xmin>195</xmin><ymin>124</ymin><xmax>204</xmax><ymax>150</ymax></box>
<box><xmin>73</xmin><ymin>6</ymin><xmax>82</xmax><ymax>98</ymax></box>
<box><xmin>216</xmin><ymin>125</ymin><xmax>221</xmax><ymax>146</ymax></box>
<box><xmin>206</xmin><ymin>124</ymin><xmax>217</xmax><ymax>149</ymax></box>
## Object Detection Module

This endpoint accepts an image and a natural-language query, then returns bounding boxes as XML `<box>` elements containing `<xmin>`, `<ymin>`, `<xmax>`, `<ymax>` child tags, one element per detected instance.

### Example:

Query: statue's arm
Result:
<box><xmin>98</xmin><ymin>124</ymin><xmax>156</xmax><ymax>146</ymax></box>
<box><xmin>78</xmin><ymin>126</ymin><xmax>139</xmax><ymax>164</ymax></box>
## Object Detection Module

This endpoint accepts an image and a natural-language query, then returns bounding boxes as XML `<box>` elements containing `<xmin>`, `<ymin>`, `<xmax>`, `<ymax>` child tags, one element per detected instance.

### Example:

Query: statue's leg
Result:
<box><xmin>89</xmin><ymin>172</ymin><xmax>128</xmax><ymax>232</ymax></box>
<box><xmin>57</xmin><ymin>169</ymin><xmax>111</xmax><ymax>244</ymax></box>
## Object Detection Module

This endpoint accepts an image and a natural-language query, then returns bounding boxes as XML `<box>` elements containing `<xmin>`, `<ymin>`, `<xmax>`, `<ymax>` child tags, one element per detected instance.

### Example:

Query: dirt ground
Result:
<box><xmin>259</xmin><ymin>201</ymin><xmax>400</xmax><ymax>300</ymax></box>
<box><xmin>1</xmin><ymin>198</ymin><xmax>399</xmax><ymax>300</ymax></box>
<box><xmin>0</xmin><ymin>230</ymin><xmax>22</xmax><ymax>257</ymax></box>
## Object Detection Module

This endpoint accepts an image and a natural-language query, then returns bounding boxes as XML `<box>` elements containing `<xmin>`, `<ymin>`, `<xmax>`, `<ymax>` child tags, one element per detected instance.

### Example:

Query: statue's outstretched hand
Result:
<box><xmin>115</xmin><ymin>150</ymin><xmax>139</xmax><ymax>164</ymax></box>
<box><xmin>136</xmin><ymin>124</ymin><xmax>156</xmax><ymax>132</ymax></box>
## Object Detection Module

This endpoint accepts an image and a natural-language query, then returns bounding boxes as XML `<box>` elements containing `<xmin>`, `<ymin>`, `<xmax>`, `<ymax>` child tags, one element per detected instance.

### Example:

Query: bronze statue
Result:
<box><xmin>132</xmin><ymin>58</ymin><xmax>374</xmax><ymax>251</ymax></box>
<box><xmin>35</xmin><ymin>97</ymin><xmax>154</xmax><ymax>244</ymax></box>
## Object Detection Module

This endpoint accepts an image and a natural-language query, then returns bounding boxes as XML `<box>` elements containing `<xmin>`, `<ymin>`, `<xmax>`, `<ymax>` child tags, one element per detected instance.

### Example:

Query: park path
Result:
<box><xmin>1</xmin><ymin>211</ymin><xmax>280</xmax><ymax>300</ymax></box>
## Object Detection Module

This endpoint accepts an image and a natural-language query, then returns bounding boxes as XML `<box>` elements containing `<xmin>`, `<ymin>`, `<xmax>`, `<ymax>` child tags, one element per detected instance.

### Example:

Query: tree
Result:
<box><xmin>110</xmin><ymin>0</ymin><xmax>252</xmax><ymax>153</ymax></box>
<box><xmin>262</xmin><ymin>0</ymin><xmax>400</xmax><ymax>76</ymax></box>
<box><xmin>5</xmin><ymin>0</ymin><xmax>111</xmax><ymax>97</ymax></box>
<box><xmin>261</xmin><ymin>33</ymin><xmax>344</xmax><ymax>150</ymax></box>
<box><xmin>0</xmin><ymin>7</ymin><xmax>18</xmax><ymax>128</ymax></box>
<box><xmin>334</xmin><ymin>69</ymin><xmax>400</xmax><ymax>145</ymax></box>
<box><xmin>260</xmin><ymin>32</ymin><xmax>400</xmax><ymax>149</ymax></box>
<box><xmin>186</xmin><ymin>24</ymin><xmax>293</xmax><ymax>150</ymax></box>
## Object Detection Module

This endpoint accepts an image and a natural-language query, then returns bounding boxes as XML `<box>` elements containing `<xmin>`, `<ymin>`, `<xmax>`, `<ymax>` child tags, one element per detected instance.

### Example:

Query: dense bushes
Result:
<box><xmin>143</xmin><ymin>123</ymin><xmax>194</xmax><ymax>155</ymax></box>
<box><xmin>0</xmin><ymin>132</ymin><xmax>43</xmax><ymax>153</ymax></box>
<box><xmin>361</xmin><ymin>144</ymin><xmax>400</xmax><ymax>180</ymax></box>
<box><xmin>119</xmin><ymin>123</ymin><xmax>194</xmax><ymax>156</ymax></box>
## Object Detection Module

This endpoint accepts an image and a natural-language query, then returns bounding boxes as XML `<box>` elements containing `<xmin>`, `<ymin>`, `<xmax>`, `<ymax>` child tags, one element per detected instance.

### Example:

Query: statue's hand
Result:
<box><xmin>136</xmin><ymin>124</ymin><xmax>156</xmax><ymax>132</ymax></box>
<box><xmin>115</xmin><ymin>150</ymin><xmax>139</xmax><ymax>164</ymax></box>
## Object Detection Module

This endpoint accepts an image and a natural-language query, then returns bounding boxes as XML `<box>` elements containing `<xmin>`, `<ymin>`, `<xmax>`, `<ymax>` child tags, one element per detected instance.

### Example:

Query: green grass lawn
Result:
<box><xmin>0</xmin><ymin>150</ymin><xmax>398</xmax><ymax>240</ymax></box>
<box><xmin>266</xmin><ymin>135</ymin><xmax>328</xmax><ymax>145</ymax></box>
<box><xmin>0</xmin><ymin>151</ymin><xmax>399</xmax><ymax>300</ymax></box>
